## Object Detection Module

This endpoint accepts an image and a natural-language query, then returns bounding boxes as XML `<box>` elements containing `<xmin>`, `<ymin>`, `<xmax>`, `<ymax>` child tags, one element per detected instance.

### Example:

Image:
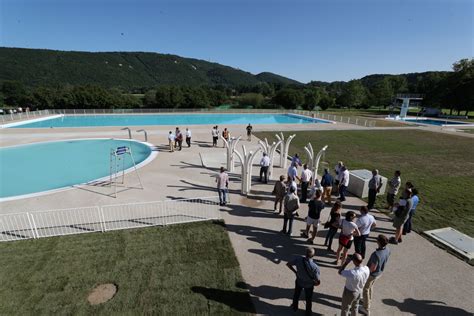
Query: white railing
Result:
<box><xmin>49</xmin><ymin>108</ymin><xmax>288</xmax><ymax>115</ymax></box>
<box><xmin>0</xmin><ymin>196</ymin><xmax>220</xmax><ymax>242</ymax></box>
<box><xmin>0</xmin><ymin>110</ymin><xmax>51</xmax><ymax>123</ymax></box>
<box><xmin>292</xmin><ymin>110</ymin><xmax>376</xmax><ymax>127</ymax></box>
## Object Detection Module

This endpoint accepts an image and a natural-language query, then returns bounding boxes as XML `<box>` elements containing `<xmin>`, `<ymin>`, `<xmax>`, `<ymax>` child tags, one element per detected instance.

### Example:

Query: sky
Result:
<box><xmin>0</xmin><ymin>0</ymin><xmax>472</xmax><ymax>83</ymax></box>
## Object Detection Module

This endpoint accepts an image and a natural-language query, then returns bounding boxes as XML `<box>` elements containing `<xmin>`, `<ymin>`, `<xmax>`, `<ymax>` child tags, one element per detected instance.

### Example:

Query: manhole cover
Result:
<box><xmin>87</xmin><ymin>283</ymin><xmax>117</xmax><ymax>305</ymax></box>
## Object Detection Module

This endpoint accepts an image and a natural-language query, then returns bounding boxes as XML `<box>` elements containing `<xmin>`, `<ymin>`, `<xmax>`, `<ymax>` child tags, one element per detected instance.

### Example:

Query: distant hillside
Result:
<box><xmin>255</xmin><ymin>72</ymin><xmax>301</xmax><ymax>85</ymax></box>
<box><xmin>0</xmin><ymin>47</ymin><xmax>298</xmax><ymax>89</ymax></box>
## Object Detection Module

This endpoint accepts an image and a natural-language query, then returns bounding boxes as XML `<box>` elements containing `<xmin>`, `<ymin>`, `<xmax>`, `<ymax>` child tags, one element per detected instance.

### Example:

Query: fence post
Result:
<box><xmin>26</xmin><ymin>212</ymin><xmax>38</xmax><ymax>239</ymax></box>
<box><xmin>98</xmin><ymin>206</ymin><xmax>106</xmax><ymax>232</ymax></box>
<box><xmin>28</xmin><ymin>212</ymin><xmax>40</xmax><ymax>239</ymax></box>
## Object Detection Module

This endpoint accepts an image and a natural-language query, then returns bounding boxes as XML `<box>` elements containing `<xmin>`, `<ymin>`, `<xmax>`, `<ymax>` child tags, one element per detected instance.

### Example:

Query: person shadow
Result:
<box><xmin>383</xmin><ymin>298</ymin><xmax>472</xmax><ymax>316</ymax></box>
<box><xmin>191</xmin><ymin>281</ymin><xmax>342</xmax><ymax>315</ymax></box>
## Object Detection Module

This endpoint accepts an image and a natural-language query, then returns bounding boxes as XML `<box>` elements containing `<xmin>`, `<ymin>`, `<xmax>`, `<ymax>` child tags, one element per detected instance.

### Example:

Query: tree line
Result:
<box><xmin>1</xmin><ymin>58</ymin><xmax>472</xmax><ymax>115</ymax></box>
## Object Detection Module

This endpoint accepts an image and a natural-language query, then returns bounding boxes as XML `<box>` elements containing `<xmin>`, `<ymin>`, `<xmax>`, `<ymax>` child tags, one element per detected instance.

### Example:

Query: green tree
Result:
<box><xmin>369</xmin><ymin>77</ymin><xmax>393</xmax><ymax>107</ymax></box>
<box><xmin>238</xmin><ymin>93</ymin><xmax>264</xmax><ymax>108</ymax></box>
<box><xmin>303</xmin><ymin>88</ymin><xmax>321</xmax><ymax>111</ymax></box>
<box><xmin>388</xmin><ymin>76</ymin><xmax>408</xmax><ymax>94</ymax></box>
<box><xmin>155</xmin><ymin>86</ymin><xmax>173</xmax><ymax>108</ymax></box>
<box><xmin>273</xmin><ymin>88</ymin><xmax>304</xmax><ymax>109</ymax></box>
<box><xmin>337</xmin><ymin>80</ymin><xmax>366</xmax><ymax>109</ymax></box>
<box><xmin>318</xmin><ymin>94</ymin><xmax>335</xmax><ymax>110</ymax></box>
<box><xmin>252</xmin><ymin>82</ymin><xmax>274</xmax><ymax>97</ymax></box>
<box><xmin>32</xmin><ymin>86</ymin><xmax>56</xmax><ymax>108</ymax></box>
<box><xmin>2</xmin><ymin>81</ymin><xmax>28</xmax><ymax>107</ymax></box>
<box><xmin>143</xmin><ymin>89</ymin><xmax>157</xmax><ymax>107</ymax></box>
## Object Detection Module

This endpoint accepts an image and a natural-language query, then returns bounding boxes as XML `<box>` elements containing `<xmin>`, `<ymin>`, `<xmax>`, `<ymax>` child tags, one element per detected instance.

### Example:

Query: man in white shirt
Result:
<box><xmin>211</xmin><ymin>126</ymin><xmax>219</xmax><ymax>147</ymax></box>
<box><xmin>259</xmin><ymin>152</ymin><xmax>270</xmax><ymax>184</ymax></box>
<box><xmin>338</xmin><ymin>253</ymin><xmax>370</xmax><ymax>316</ymax></box>
<box><xmin>338</xmin><ymin>166</ymin><xmax>350</xmax><ymax>202</ymax></box>
<box><xmin>300</xmin><ymin>164</ymin><xmax>313</xmax><ymax>203</ymax></box>
<box><xmin>185</xmin><ymin>128</ymin><xmax>192</xmax><ymax>147</ymax></box>
<box><xmin>216</xmin><ymin>167</ymin><xmax>229</xmax><ymax>206</ymax></box>
<box><xmin>168</xmin><ymin>131</ymin><xmax>175</xmax><ymax>152</ymax></box>
<box><xmin>354</xmin><ymin>206</ymin><xmax>376</xmax><ymax>258</ymax></box>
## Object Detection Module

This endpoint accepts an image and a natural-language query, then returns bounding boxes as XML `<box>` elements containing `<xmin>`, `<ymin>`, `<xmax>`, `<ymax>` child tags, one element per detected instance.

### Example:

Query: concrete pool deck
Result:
<box><xmin>1</xmin><ymin>121</ymin><xmax>473</xmax><ymax>315</ymax></box>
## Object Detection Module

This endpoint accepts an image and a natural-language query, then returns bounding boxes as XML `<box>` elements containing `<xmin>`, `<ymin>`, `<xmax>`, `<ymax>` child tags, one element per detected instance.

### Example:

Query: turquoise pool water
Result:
<box><xmin>403</xmin><ymin>118</ymin><xmax>470</xmax><ymax>126</ymax></box>
<box><xmin>0</xmin><ymin>139</ymin><xmax>152</xmax><ymax>199</ymax></box>
<box><xmin>10</xmin><ymin>113</ymin><xmax>329</xmax><ymax>128</ymax></box>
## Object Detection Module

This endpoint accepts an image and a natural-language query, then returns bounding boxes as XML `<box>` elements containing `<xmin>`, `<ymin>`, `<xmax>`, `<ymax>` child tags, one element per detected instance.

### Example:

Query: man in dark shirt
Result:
<box><xmin>360</xmin><ymin>234</ymin><xmax>391</xmax><ymax>315</ymax></box>
<box><xmin>301</xmin><ymin>190</ymin><xmax>324</xmax><ymax>244</ymax></box>
<box><xmin>321</xmin><ymin>168</ymin><xmax>334</xmax><ymax>205</ymax></box>
<box><xmin>287</xmin><ymin>247</ymin><xmax>321</xmax><ymax>316</ymax></box>
<box><xmin>246</xmin><ymin>123</ymin><xmax>253</xmax><ymax>141</ymax></box>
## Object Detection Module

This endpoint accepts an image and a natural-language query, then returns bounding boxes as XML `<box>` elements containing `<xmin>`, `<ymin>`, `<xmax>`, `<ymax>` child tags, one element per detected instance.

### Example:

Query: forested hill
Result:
<box><xmin>0</xmin><ymin>47</ymin><xmax>300</xmax><ymax>89</ymax></box>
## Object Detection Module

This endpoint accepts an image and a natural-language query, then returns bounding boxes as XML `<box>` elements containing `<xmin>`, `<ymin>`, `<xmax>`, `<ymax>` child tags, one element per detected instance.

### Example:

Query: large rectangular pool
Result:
<box><xmin>9</xmin><ymin>113</ymin><xmax>330</xmax><ymax>128</ymax></box>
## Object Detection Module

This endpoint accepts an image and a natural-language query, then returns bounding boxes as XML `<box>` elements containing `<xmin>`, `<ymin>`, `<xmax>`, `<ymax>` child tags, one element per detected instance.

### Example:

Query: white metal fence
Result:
<box><xmin>0</xmin><ymin>196</ymin><xmax>220</xmax><ymax>242</ymax></box>
<box><xmin>291</xmin><ymin>110</ymin><xmax>376</xmax><ymax>127</ymax></box>
<box><xmin>0</xmin><ymin>109</ymin><xmax>51</xmax><ymax>123</ymax></box>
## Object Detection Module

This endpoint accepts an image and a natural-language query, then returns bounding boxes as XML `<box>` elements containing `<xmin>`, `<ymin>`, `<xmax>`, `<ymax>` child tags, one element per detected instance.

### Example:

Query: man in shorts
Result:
<box><xmin>301</xmin><ymin>190</ymin><xmax>324</xmax><ymax>244</ymax></box>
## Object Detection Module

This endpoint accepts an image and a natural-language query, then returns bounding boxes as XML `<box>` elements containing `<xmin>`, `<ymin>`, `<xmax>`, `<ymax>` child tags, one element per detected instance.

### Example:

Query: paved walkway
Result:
<box><xmin>202</xmin><ymin>140</ymin><xmax>474</xmax><ymax>316</ymax></box>
<box><xmin>1</xmin><ymin>124</ymin><xmax>473</xmax><ymax>315</ymax></box>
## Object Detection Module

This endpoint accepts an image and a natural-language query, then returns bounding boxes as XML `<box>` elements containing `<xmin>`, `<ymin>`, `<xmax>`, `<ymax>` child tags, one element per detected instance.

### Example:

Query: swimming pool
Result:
<box><xmin>0</xmin><ymin>139</ymin><xmax>154</xmax><ymax>200</ymax></box>
<box><xmin>403</xmin><ymin>118</ymin><xmax>472</xmax><ymax>126</ymax></box>
<box><xmin>8</xmin><ymin>113</ymin><xmax>330</xmax><ymax>128</ymax></box>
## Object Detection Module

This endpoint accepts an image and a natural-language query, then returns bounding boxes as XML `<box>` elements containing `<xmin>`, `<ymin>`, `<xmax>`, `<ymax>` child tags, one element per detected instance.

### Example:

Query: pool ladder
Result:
<box><xmin>120</xmin><ymin>127</ymin><xmax>148</xmax><ymax>142</ymax></box>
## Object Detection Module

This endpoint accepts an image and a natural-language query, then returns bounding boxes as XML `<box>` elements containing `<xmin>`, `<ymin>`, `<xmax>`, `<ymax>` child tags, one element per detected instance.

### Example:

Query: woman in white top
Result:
<box><xmin>335</xmin><ymin>211</ymin><xmax>360</xmax><ymax>266</ymax></box>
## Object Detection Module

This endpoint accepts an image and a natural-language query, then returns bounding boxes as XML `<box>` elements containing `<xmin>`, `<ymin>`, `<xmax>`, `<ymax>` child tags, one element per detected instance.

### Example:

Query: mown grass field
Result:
<box><xmin>0</xmin><ymin>221</ymin><xmax>254</xmax><ymax>315</ymax></box>
<box><xmin>257</xmin><ymin>130</ymin><xmax>474</xmax><ymax>236</ymax></box>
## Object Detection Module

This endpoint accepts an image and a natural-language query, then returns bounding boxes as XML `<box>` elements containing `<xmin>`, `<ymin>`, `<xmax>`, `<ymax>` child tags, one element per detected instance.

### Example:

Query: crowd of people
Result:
<box><xmin>167</xmin><ymin>127</ymin><xmax>192</xmax><ymax>152</ymax></box>
<box><xmin>218</xmin><ymin>153</ymin><xmax>418</xmax><ymax>315</ymax></box>
<box><xmin>168</xmin><ymin>124</ymin><xmax>254</xmax><ymax>152</ymax></box>
<box><xmin>279</xmin><ymin>160</ymin><xmax>420</xmax><ymax>315</ymax></box>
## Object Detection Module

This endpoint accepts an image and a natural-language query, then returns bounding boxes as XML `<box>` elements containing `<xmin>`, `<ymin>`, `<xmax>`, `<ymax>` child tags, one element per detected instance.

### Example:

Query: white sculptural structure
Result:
<box><xmin>275</xmin><ymin>132</ymin><xmax>296</xmax><ymax>169</ymax></box>
<box><xmin>234</xmin><ymin>145</ymin><xmax>262</xmax><ymax>195</ymax></box>
<box><xmin>221</xmin><ymin>135</ymin><xmax>241</xmax><ymax>172</ymax></box>
<box><xmin>304</xmin><ymin>143</ymin><xmax>328</xmax><ymax>185</ymax></box>
<box><xmin>258</xmin><ymin>138</ymin><xmax>282</xmax><ymax>181</ymax></box>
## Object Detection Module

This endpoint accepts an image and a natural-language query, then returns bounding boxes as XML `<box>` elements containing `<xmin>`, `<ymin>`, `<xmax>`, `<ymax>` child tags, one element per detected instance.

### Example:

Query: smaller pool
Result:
<box><xmin>0</xmin><ymin>139</ymin><xmax>154</xmax><ymax>201</ymax></box>
<box><xmin>403</xmin><ymin>118</ymin><xmax>471</xmax><ymax>126</ymax></box>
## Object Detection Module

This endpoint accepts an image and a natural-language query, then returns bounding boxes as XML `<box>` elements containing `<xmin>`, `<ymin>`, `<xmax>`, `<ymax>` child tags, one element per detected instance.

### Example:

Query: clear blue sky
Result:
<box><xmin>1</xmin><ymin>0</ymin><xmax>472</xmax><ymax>83</ymax></box>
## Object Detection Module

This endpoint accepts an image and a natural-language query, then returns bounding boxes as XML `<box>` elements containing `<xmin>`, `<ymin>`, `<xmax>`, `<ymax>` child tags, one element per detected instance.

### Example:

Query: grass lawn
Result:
<box><xmin>256</xmin><ymin>130</ymin><xmax>474</xmax><ymax>236</ymax></box>
<box><xmin>0</xmin><ymin>221</ymin><xmax>254</xmax><ymax>315</ymax></box>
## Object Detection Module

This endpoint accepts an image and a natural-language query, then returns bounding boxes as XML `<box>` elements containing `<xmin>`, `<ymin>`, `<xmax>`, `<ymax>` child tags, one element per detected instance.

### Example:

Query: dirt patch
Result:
<box><xmin>87</xmin><ymin>283</ymin><xmax>117</xmax><ymax>305</ymax></box>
